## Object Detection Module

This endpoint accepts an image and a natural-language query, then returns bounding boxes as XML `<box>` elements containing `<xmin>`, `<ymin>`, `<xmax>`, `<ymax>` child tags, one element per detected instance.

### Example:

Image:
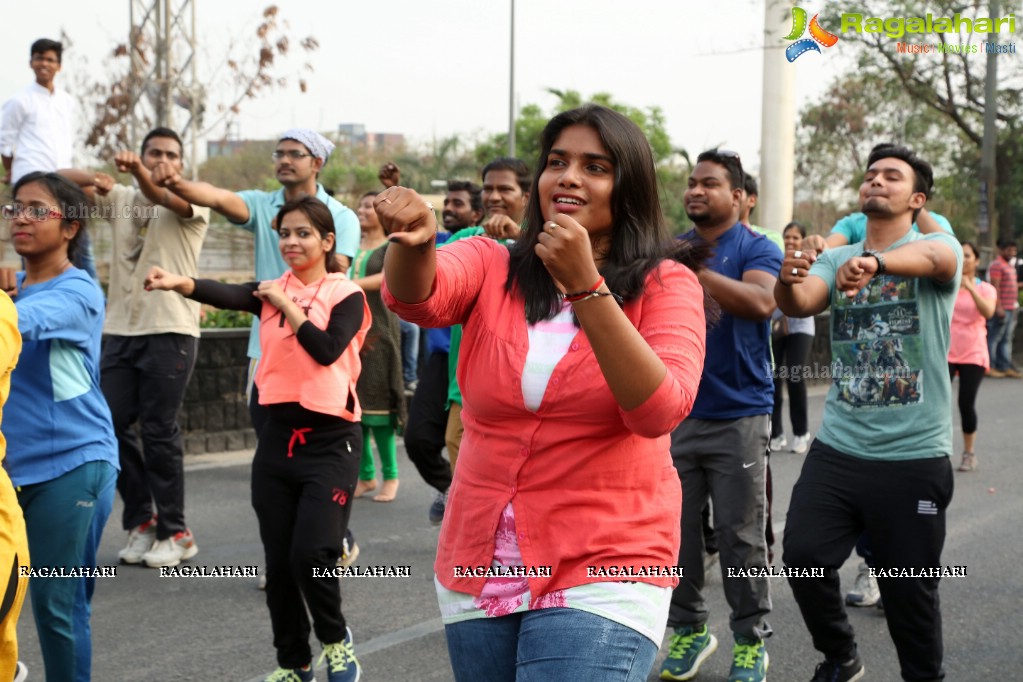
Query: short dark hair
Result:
<box><xmin>482</xmin><ymin>157</ymin><xmax>530</xmax><ymax>193</ymax></box>
<box><xmin>997</xmin><ymin>236</ymin><xmax>1018</xmax><ymax>250</ymax></box>
<box><xmin>13</xmin><ymin>172</ymin><xmax>89</xmax><ymax>262</ymax></box>
<box><xmin>783</xmin><ymin>221</ymin><xmax>807</xmax><ymax>238</ymax></box>
<box><xmin>695</xmin><ymin>149</ymin><xmax>745</xmax><ymax>191</ymax></box>
<box><xmin>446</xmin><ymin>180</ymin><xmax>483</xmax><ymax>214</ymax></box>
<box><xmin>141</xmin><ymin>127</ymin><xmax>184</xmax><ymax>157</ymax></box>
<box><xmin>866</xmin><ymin>143</ymin><xmax>933</xmax><ymax>199</ymax></box>
<box><xmin>31</xmin><ymin>39</ymin><xmax>62</xmax><ymax>63</ymax></box>
<box><xmin>273</xmin><ymin>196</ymin><xmax>340</xmax><ymax>273</ymax></box>
<box><xmin>743</xmin><ymin>174</ymin><xmax>758</xmax><ymax>198</ymax></box>
<box><xmin>507</xmin><ymin>104</ymin><xmax>710</xmax><ymax>324</ymax></box>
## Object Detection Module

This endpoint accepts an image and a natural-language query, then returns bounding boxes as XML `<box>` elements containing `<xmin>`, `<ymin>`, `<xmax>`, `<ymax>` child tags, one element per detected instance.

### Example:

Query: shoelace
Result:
<box><xmin>733</xmin><ymin>642</ymin><xmax>761</xmax><ymax>669</ymax></box>
<box><xmin>667</xmin><ymin>631</ymin><xmax>700</xmax><ymax>658</ymax></box>
<box><xmin>318</xmin><ymin>641</ymin><xmax>356</xmax><ymax>671</ymax></box>
<box><xmin>265</xmin><ymin>668</ymin><xmax>305</xmax><ymax>682</ymax></box>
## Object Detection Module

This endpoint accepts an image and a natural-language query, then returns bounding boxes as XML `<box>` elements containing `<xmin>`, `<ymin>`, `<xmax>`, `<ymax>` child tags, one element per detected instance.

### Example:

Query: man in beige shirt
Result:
<box><xmin>62</xmin><ymin>127</ymin><xmax>209</xmax><ymax>569</ymax></box>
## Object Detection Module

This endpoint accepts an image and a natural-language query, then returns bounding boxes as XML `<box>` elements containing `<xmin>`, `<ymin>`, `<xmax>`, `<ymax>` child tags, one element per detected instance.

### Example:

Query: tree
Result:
<box><xmin>77</xmin><ymin>5</ymin><xmax>318</xmax><ymax>161</ymax></box>
<box><xmin>473</xmin><ymin>89</ymin><xmax>691</xmax><ymax>232</ymax></box>
<box><xmin>818</xmin><ymin>0</ymin><xmax>1023</xmax><ymax>240</ymax></box>
<box><xmin>795</xmin><ymin>72</ymin><xmax>976</xmax><ymax>233</ymax></box>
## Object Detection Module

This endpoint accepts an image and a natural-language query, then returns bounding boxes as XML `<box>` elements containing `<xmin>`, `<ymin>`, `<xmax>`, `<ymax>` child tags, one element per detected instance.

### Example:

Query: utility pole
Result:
<box><xmin>759</xmin><ymin>0</ymin><xmax>796</xmax><ymax>235</ymax></box>
<box><xmin>508</xmin><ymin>0</ymin><xmax>516</xmax><ymax>157</ymax></box>
<box><xmin>128</xmin><ymin>0</ymin><xmax>202</xmax><ymax>176</ymax></box>
<box><xmin>978</xmin><ymin>0</ymin><xmax>999</xmax><ymax>266</ymax></box>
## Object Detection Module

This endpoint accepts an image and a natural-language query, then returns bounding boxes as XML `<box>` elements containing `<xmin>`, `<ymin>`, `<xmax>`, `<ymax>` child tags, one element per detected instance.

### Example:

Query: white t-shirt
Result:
<box><xmin>0</xmin><ymin>82</ymin><xmax>76</xmax><ymax>183</ymax></box>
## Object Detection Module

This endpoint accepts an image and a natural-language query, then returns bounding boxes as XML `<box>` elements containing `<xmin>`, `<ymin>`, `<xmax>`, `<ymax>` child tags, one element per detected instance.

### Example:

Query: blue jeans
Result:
<box><xmin>445</xmin><ymin>608</ymin><xmax>657</xmax><ymax>682</ymax></box>
<box><xmin>399</xmin><ymin>319</ymin><xmax>420</xmax><ymax>384</ymax></box>
<box><xmin>987</xmin><ymin>309</ymin><xmax>1018</xmax><ymax>371</ymax></box>
<box><xmin>18</xmin><ymin>460</ymin><xmax>117</xmax><ymax>682</ymax></box>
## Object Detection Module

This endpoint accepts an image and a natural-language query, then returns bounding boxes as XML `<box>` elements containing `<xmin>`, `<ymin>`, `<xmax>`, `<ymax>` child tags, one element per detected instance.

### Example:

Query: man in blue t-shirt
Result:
<box><xmin>775</xmin><ymin>143</ymin><xmax>961</xmax><ymax>682</ymax></box>
<box><xmin>661</xmin><ymin>150</ymin><xmax>780</xmax><ymax>682</ymax></box>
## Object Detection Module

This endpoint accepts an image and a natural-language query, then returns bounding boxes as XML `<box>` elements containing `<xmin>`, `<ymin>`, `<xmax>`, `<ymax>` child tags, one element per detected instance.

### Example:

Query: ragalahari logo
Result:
<box><xmin>785</xmin><ymin>7</ymin><xmax>839</xmax><ymax>62</ymax></box>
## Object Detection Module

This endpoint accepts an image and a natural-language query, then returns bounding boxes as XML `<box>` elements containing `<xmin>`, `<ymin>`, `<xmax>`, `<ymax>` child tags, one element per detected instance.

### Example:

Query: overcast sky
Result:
<box><xmin>2</xmin><ymin>0</ymin><xmax>844</xmax><ymax>174</ymax></box>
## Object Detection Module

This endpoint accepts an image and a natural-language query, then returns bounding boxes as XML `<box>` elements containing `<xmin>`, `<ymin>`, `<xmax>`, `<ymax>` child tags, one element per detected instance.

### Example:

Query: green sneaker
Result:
<box><xmin>659</xmin><ymin>625</ymin><xmax>718</xmax><ymax>680</ymax></box>
<box><xmin>728</xmin><ymin>636</ymin><xmax>768</xmax><ymax>682</ymax></box>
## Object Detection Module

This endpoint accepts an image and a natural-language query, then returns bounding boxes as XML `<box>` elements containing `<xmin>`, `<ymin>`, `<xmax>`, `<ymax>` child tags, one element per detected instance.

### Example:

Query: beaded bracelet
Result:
<box><xmin>563</xmin><ymin>276</ymin><xmax>624</xmax><ymax>306</ymax></box>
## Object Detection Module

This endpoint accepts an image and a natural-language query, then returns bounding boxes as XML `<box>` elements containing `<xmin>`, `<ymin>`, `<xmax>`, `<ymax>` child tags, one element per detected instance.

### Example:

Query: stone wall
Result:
<box><xmin>182</xmin><ymin>329</ymin><xmax>257</xmax><ymax>454</ymax></box>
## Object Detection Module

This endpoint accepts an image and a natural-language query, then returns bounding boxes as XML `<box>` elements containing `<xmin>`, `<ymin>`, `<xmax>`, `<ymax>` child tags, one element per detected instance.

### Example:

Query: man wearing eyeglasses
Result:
<box><xmin>58</xmin><ymin>127</ymin><xmax>211</xmax><ymax>570</ymax></box>
<box><xmin>149</xmin><ymin>128</ymin><xmax>359</xmax><ymax>435</ymax></box>
<box><xmin>660</xmin><ymin>149</ymin><xmax>780</xmax><ymax>682</ymax></box>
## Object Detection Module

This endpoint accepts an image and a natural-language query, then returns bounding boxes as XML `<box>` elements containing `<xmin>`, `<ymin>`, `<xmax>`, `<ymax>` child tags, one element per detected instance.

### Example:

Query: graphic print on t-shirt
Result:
<box><xmin>830</xmin><ymin>275</ymin><xmax>923</xmax><ymax>407</ymax></box>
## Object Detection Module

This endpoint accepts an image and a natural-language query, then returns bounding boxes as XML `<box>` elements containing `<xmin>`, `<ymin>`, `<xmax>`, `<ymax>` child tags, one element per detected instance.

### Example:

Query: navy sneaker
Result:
<box><xmin>810</xmin><ymin>653</ymin><xmax>865</xmax><ymax>682</ymax></box>
<box><xmin>319</xmin><ymin>627</ymin><xmax>361</xmax><ymax>682</ymax></box>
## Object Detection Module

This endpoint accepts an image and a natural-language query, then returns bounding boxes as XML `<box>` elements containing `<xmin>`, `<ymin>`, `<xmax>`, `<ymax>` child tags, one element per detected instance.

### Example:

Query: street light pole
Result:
<box><xmin>508</xmin><ymin>0</ymin><xmax>516</xmax><ymax>157</ymax></box>
<box><xmin>978</xmin><ymin>0</ymin><xmax>999</xmax><ymax>265</ymax></box>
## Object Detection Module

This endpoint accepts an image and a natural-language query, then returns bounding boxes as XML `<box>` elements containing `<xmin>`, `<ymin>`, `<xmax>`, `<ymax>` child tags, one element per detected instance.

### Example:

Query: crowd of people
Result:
<box><xmin>0</xmin><ymin>35</ymin><xmax>1019</xmax><ymax>682</ymax></box>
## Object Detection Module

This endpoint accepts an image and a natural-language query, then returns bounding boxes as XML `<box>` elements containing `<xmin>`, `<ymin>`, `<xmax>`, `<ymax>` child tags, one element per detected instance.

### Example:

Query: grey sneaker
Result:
<box><xmin>428</xmin><ymin>489</ymin><xmax>448</xmax><ymax>526</ymax></box>
<box><xmin>117</xmin><ymin>517</ymin><xmax>157</xmax><ymax>565</ymax></box>
<box><xmin>845</xmin><ymin>562</ymin><xmax>880</xmax><ymax>607</ymax></box>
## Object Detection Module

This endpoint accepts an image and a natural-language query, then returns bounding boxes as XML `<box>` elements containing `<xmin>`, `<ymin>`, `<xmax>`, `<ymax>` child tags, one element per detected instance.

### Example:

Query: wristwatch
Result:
<box><xmin>861</xmin><ymin>250</ymin><xmax>886</xmax><ymax>275</ymax></box>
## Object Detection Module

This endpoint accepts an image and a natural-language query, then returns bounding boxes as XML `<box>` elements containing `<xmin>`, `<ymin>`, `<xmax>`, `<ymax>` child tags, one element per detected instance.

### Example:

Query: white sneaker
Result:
<box><xmin>791</xmin><ymin>433</ymin><xmax>811</xmax><ymax>455</ymax></box>
<box><xmin>142</xmin><ymin>530</ymin><xmax>199</xmax><ymax>568</ymax></box>
<box><xmin>769</xmin><ymin>435</ymin><xmax>787</xmax><ymax>452</ymax></box>
<box><xmin>117</xmin><ymin>518</ymin><xmax>157</xmax><ymax>564</ymax></box>
<box><xmin>846</xmin><ymin>562</ymin><xmax>880</xmax><ymax>607</ymax></box>
<box><xmin>13</xmin><ymin>661</ymin><xmax>27</xmax><ymax>682</ymax></box>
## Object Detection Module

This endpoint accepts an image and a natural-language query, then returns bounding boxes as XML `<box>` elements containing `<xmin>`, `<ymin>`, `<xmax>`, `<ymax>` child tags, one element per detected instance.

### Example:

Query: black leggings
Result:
<box><xmin>772</xmin><ymin>333</ymin><xmax>814</xmax><ymax>437</ymax></box>
<box><xmin>948</xmin><ymin>363</ymin><xmax>985</xmax><ymax>434</ymax></box>
<box><xmin>252</xmin><ymin>416</ymin><xmax>361</xmax><ymax>668</ymax></box>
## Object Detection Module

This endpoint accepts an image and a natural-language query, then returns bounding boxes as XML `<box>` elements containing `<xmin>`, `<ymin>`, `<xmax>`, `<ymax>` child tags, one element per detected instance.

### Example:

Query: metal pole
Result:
<box><xmin>978</xmin><ymin>0</ymin><xmax>999</xmax><ymax>265</ymax></box>
<box><xmin>759</xmin><ymin>0</ymin><xmax>796</xmax><ymax>234</ymax></box>
<box><xmin>190</xmin><ymin>0</ymin><xmax>198</xmax><ymax>178</ymax></box>
<box><xmin>508</xmin><ymin>0</ymin><xmax>516</xmax><ymax>157</ymax></box>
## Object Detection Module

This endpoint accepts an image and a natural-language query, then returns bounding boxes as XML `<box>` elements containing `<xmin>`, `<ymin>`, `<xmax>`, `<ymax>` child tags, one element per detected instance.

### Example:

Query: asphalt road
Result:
<box><xmin>14</xmin><ymin>377</ymin><xmax>1023</xmax><ymax>681</ymax></box>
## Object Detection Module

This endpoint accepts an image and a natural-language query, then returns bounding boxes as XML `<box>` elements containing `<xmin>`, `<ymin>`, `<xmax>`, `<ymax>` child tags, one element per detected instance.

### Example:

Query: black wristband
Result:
<box><xmin>861</xmin><ymin>250</ymin><xmax>886</xmax><ymax>275</ymax></box>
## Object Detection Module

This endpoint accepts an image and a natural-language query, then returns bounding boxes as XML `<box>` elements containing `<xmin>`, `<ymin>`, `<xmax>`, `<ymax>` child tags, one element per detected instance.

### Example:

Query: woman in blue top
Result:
<box><xmin>3</xmin><ymin>172</ymin><xmax>119</xmax><ymax>682</ymax></box>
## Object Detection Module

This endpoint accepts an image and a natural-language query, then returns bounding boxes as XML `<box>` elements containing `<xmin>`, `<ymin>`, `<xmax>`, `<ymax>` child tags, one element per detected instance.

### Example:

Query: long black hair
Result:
<box><xmin>506</xmin><ymin>104</ymin><xmax>707</xmax><ymax>324</ymax></box>
<box><xmin>13</xmin><ymin>171</ymin><xmax>89</xmax><ymax>263</ymax></box>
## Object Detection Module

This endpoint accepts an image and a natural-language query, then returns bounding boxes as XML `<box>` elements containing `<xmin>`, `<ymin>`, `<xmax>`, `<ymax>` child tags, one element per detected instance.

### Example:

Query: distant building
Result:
<box><xmin>338</xmin><ymin>123</ymin><xmax>405</xmax><ymax>154</ymax></box>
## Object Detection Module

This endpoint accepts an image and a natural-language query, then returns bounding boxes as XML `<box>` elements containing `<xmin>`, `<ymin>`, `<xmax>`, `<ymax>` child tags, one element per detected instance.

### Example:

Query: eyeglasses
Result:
<box><xmin>272</xmin><ymin>150</ymin><xmax>313</xmax><ymax>161</ymax></box>
<box><xmin>1</xmin><ymin>203</ymin><xmax>63</xmax><ymax>222</ymax></box>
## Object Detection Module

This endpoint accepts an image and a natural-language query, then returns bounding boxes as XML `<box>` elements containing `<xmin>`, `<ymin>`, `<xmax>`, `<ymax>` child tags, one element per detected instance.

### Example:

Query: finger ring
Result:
<box><xmin>424</xmin><ymin>201</ymin><xmax>433</xmax><ymax>210</ymax></box>
<box><xmin>791</xmin><ymin>267</ymin><xmax>798</xmax><ymax>276</ymax></box>
<box><xmin>794</xmin><ymin>250</ymin><xmax>802</xmax><ymax>259</ymax></box>
<box><xmin>547</xmin><ymin>221</ymin><xmax>560</xmax><ymax>232</ymax></box>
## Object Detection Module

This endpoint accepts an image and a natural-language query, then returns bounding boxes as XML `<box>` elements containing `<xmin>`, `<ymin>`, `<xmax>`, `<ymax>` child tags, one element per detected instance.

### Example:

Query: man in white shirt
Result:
<box><xmin>1</xmin><ymin>39</ymin><xmax>76</xmax><ymax>185</ymax></box>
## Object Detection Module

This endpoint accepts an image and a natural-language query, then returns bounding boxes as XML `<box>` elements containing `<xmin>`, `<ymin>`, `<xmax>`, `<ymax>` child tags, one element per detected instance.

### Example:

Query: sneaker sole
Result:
<box><xmin>142</xmin><ymin>542</ymin><xmax>198</xmax><ymax>569</ymax></box>
<box><xmin>660</xmin><ymin>634</ymin><xmax>718</xmax><ymax>681</ymax></box>
<box><xmin>845</xmin><ymin>596</ymin><xmax>880</xmax><ymax>607</ymax></box>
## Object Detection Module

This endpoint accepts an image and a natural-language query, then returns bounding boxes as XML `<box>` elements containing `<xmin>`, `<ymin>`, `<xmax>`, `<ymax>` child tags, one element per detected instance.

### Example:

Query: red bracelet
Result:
<box><xmin>564</xmin><ymin>276</ymin><xmax>606</xmax><ymax>303</ymax></box>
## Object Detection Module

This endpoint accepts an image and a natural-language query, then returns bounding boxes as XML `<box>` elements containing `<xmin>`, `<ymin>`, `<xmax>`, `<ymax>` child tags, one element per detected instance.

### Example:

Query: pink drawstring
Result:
<box><xmin>287</xmin><ymin>428</ymin><xmax>313</xmax><ymax>458</ymax></box>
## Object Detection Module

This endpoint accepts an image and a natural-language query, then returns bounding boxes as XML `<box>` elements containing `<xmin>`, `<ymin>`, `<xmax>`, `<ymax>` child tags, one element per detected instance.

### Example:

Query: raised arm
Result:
<box><xmin>150</xmin><ymin>164</ymin><xmax>249</xmax><ymax>224</ymax></box>
<box><xmin>835</xmin><ymin>236</ymin><xmax>960</xmax><ymax>297</ymax></box>
<box><xmin>776</xmin><ymin>247</ymin><xmax>831</xmax><ymax>317</ymax></box>
<box><xmin>113</xmin><ymin>153</ymin><xmax>193</xmax><ymax>219</ymax></box>
<box><xmin>377</xmin><ymin>187</ymin><xmax>438</xmax><ymax>303</ymax></box>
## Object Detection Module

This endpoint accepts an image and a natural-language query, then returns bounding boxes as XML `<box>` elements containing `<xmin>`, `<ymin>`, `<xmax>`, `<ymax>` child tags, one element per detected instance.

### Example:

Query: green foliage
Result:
<box><xmin>816</xmin><ymin>0</ymin><xmax>1023</xmax><ymax>241</ymax></box>
<box><xmin>474</xmin><ymin>89</ymin><xmax>676</xmax><ymax>170</ymax></box>
<box><xmin>198</xmin><ymin>141</ymin><xmax>277</xmax><ymax>191</ymax></box>
<box><xmin>199</xmin><ymin>308</ymin><xmax>254</xmax><ymax>329</ymax></box>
